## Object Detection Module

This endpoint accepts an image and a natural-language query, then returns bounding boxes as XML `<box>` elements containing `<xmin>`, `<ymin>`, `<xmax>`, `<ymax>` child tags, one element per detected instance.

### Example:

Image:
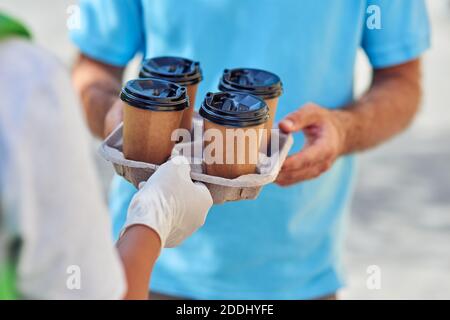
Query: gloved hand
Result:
<box><xmin>121</xmin><ymin>156</ymin><xmax>213</xmax><ymax>248</ymax></box>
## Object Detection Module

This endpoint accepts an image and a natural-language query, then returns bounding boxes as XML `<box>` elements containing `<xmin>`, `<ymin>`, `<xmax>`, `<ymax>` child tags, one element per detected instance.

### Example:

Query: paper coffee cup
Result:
<box><xmin>140</xmin><ymin>56</ymin><xmax>203</xmax><ymax>132</ymax></box>
<box><xmin>218</xmin><ymin>68</ymin><xmax>283</xmax><ymax>144</ymax></box>
<box><xmin>199</xmin><ymin>92</ymin><xmax>269</xmax><ymax>179</ymax></box>
<box><xmin>120</xmin><ymin>78</ymin><xmax>189</xmax><ymax>164</ymax></box>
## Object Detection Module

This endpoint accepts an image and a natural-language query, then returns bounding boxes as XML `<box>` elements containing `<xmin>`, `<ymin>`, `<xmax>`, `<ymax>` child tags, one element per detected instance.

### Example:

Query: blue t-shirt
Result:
<box><xmin>71</xmin><ymin>0</ymin><xmax>430</xmax><ymax>299</ymax></box>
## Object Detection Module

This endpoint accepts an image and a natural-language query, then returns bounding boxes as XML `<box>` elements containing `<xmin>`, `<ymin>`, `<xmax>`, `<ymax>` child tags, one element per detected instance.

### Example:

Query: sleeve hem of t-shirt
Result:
<box><xmin>365</xmin><ymin>34</ymin><xmax>431</xmax><ymax>69</ymax></box>
<box><xmin>70</xmin><ymin>32</ymin><xmax>133</xmax><ymax>67</ymax></box>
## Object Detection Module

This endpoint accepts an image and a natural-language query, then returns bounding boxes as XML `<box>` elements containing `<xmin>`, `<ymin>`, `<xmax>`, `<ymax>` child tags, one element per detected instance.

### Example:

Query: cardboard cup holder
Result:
<box><xmin>99</xmin><ymin>113</ymin><xmax>293</xmax><ymax>204</ymax></box>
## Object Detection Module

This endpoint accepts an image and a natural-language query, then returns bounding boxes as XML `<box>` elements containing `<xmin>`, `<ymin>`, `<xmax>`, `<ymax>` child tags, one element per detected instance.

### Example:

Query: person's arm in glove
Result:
<box><xmin>116</xmin><ymin>156</ymin><xmax>213</xmax><ymax>299</ymax></box>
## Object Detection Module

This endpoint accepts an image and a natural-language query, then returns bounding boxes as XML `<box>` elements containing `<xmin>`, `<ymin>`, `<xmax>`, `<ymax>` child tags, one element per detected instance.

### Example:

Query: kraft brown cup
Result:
<box><xmin>139</xmin><ymin>57</ymin><xmax>203</xmax><ymax>133</ymax></box>
<box><xmin>120</xmin><ymin>78</ymin><xmax>189</xmax><ymax>165</ymax></box>
<box><xmin>123</xmin><ymin>104</ymin><xmax>184</xmax><ymax>164</ymax></box>
<box><xmin>218</xmin><ymin>68</ymin><xmax>283</xmax><ymax>147</ymax></box>
<box><xmin>203</xmin><ymin>119</ymin><xmax>265</xmax><ymax>179</ymax></box>
<box><xmin>199</xmin><ymin>92</ymin><xmax>269</xmax><ymax>179</ymax></box>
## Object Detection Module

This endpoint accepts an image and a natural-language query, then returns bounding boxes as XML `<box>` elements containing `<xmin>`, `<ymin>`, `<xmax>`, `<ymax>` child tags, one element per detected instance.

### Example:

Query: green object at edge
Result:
<box><xmin>0</xmin><ymin>263</ymin><xmax>17</xmax><ymax>300</ymax></box>
<box><xmin>0</xmin><ymin>12</ymin><xmax>31</xmax><ymax>41</ymax></box>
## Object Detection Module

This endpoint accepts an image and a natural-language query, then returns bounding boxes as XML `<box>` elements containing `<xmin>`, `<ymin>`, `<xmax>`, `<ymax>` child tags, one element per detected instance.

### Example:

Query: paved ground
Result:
<box><xmin>2</xmin><ymin>0</ymin><xmax>449</xmax><ymax>299</ymax></box>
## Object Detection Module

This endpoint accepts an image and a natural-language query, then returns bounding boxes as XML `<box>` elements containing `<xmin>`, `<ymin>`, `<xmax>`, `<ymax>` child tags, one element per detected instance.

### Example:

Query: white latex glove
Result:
<box><xmin>121</xmin><ymin>156</ymin><xmax>213</xmax><ymax>248</ymax></box>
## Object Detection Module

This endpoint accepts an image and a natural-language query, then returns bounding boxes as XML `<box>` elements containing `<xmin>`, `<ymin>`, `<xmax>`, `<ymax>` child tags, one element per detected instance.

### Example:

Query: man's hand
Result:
<box><xmin>104</xmin><ymin>99</ymin><xmax>124</xmax><ymax>138</ymax></box>
<box><xmin>276</xmin><ymin>59</ymin><xmax>422</xmax><ymax>187</ymax></box>
<box><xmin>276</xmin><ymin>103</ymin><xmax>346</xmax><ymax>186</ymax></box>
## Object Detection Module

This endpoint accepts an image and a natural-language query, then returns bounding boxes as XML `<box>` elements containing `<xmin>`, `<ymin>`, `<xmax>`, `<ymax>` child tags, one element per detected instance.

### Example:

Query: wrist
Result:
<box><xmin>331</xmin><ymin>108</ymin><xmax>354</xmax><ymax>156</ymax></box>
<box><xmin>120</xmin><ymin>224</ymin><xmax>162</xmax><ymax>251</ymax></box>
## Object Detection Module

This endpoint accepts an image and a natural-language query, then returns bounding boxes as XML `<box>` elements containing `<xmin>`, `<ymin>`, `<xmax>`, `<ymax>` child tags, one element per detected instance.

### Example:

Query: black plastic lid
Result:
<box><xmin>139</xmin><ymin>56</ymin><xmax>203</xmax><ymax>86</ymax></box>
<box><xmin>120</xmin><ymin>78</ymin><xmax>189</xmax><ymax>111</ymax></box>
<box><xmin>199</xmin><ymin>92</ymin><xmax>269</xmax><ymax>128</ymax></box>
<box><xmin>218</xmin><ymin>68</ymin><xmax>283</xmax><ymax>99</ymax></box>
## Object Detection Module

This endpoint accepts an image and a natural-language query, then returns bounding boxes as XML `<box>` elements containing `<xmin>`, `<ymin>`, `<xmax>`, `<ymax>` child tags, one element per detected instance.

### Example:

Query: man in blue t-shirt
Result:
<box><xmin>71</xmin><ymin>0</ymin><xmax>430</xmax><ymax>299</ymax></box>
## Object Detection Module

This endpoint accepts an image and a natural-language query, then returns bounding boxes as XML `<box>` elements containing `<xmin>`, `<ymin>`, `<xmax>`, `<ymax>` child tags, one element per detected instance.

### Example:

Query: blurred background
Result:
<box><xmin>1</xmin><ymin>0</ymin><xmax>448</xmax><ymax>299</ymax></box>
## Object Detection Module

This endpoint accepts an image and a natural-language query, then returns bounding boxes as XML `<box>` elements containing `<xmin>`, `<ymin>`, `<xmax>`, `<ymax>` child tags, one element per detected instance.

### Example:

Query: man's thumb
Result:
<box><xmin>279</xmin><ymin>103</ymin><xmax>321</xmax><ymax>133</ymax></box>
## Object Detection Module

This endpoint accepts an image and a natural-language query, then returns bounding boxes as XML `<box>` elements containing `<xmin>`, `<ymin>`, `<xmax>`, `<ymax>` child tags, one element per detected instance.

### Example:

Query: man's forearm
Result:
<box><xmin>72</xmin><ymin>54</ymin><xmax>124</xmax><ymax>138</ymax></box>
<box><xmin>335</xmin><ymin>59</ymin><xmax>422</xmax><ymax>154</ymax></box>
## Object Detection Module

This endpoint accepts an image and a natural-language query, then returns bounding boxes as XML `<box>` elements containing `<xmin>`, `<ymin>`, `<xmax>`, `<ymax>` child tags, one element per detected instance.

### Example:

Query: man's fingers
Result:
<box><xmin>282</xmin><ymin>146</ymin><xmax>320</xmax><ymax>172</ymax></box>
<box><xmin>281</xmin><ymin>139</ymin><xmax>334</xmax><ymax>172</ymax></box>
<box><xmin>275</xmin><ymin>103</ymin><xmax>340</xmax><ymax>186</ymax></box>
<box><xmin>275</xmin><ymin>166</ymin><xmax>323</xmax><ymax>186</ymax></box>
<box><xmin>276</xmin><ymin>158</ymin><xmax>333</xmax><ymax>186</ymax></box>
<box><xmin>279</xmin><ymin>103</ymin><xmax>324</xmax><ymax>133</ymax></box>
<box><xmin>276</xmin><ymin>140</ymin><xmax>335</xmax><ymax>186</ymax></box>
